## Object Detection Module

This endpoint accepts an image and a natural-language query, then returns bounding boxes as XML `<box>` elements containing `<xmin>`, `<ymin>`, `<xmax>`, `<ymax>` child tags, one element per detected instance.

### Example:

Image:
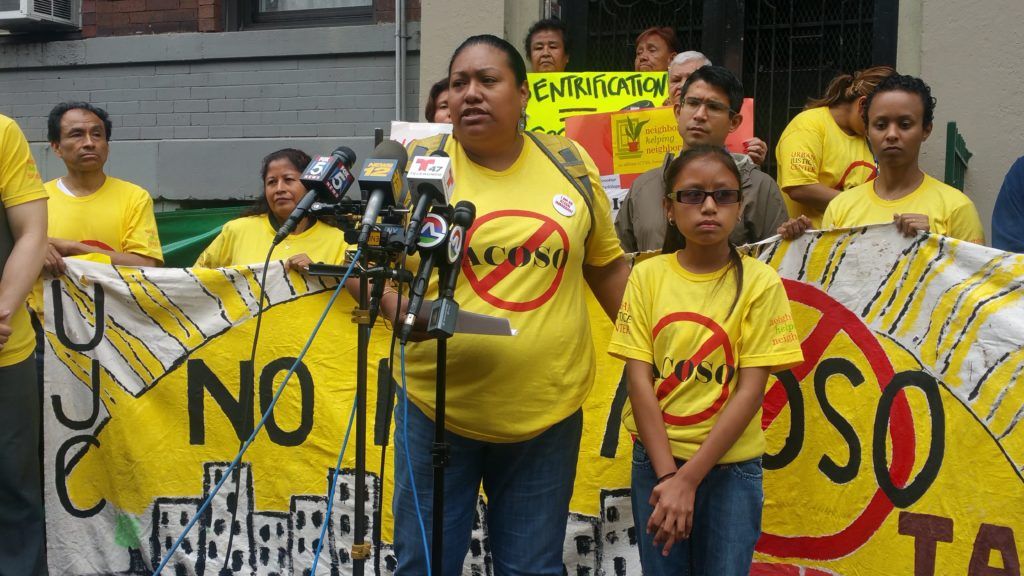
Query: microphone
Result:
<box><xmin>438</xmin><ymin>201</ymin><xmax>476</xmax><ymax>300</ymax></box>
<box><xmin>427</xmin><ymin>201</ymin><xmax>476</xmax><ymax>338</ymax></box>
<box><xmin>300</xmin><ymin>146</ymin><xmax>358</xmax><ymax>202</ymax></box>
<box><xmin>404</xmin><ymin>151</ymin><xmax>454</xmax><ymax>254</ymax></box>
<box><xmin>273</xmin><ymin>146</ymin><xmax>357</xmax><ymax>245</ymax></box>
<box><xmin>357</xmin><ymin>140</ymin><xmax>409</xmax><ymax>248</ymax></box>
<box><xmin>273</xmin><ymin>190</ymin><xmax>318</xmax><ymax>245</ymax></box>
<box><xmin>399</xmin><ymin>211</ymin><xmax>451</xmax><ymax>344</ymax></box>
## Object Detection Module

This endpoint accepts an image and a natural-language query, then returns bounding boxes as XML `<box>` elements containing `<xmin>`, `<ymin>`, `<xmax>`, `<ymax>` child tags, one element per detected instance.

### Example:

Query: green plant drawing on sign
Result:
<box><xmin>624</xmin><ymin>115</ymin><xmax>649</xmax><ymax>142</ymax></box>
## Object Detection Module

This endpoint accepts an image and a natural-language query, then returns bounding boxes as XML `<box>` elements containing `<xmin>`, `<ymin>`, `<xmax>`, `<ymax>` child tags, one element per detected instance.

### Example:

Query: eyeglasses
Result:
<box><xmin>668</xmin><ymin>189</ymin><xmax>741</xmax><ymax>205</ymax></box>
<box><xmin>680</xmin><ymin>97</ymin><xmax>734</xmax><ymax>116</ymax></box>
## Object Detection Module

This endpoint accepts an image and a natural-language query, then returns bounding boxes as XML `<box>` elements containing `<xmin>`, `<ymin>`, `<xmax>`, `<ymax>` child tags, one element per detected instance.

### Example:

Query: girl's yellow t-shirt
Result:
<box><xmin>609</xmin><ymin>253</ymin><xmax>804</xmax><ymax>462</ymax></box>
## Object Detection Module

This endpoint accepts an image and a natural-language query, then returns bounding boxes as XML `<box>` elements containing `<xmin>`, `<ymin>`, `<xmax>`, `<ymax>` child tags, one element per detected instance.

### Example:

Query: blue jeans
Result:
<box><xmin>631</xmin><ymin>441</ymin><xmax>763</xmax><ymax>576</ymax></box>
<box><xmin>392</xmin><ymin>388</ymin><xmax>582</xmax><ymax>575</ymax></box>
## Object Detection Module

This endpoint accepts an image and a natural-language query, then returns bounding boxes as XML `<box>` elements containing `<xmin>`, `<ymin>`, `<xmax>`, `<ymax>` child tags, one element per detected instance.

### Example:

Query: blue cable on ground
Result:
<box><xmin>310</xmin><ymin>385</ymin><xmax>361</xmax><ymax>572</ymax></box>
<box><xmin>153</xmin><ymin>251</ymin><xmax>360</xmax><ymax>576</ymax></box>
<box><xmin>400</xmin><ymin>343</ymin><xmax>432</xmax><ymax>575</ymax></box>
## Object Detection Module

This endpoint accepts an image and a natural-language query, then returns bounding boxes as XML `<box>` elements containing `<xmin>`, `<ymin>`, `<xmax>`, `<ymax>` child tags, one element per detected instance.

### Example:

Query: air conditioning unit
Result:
<box><xmin>0</xmin><ymin>0</ymin><xmax>80</xmax><ymax>32</ymax></box>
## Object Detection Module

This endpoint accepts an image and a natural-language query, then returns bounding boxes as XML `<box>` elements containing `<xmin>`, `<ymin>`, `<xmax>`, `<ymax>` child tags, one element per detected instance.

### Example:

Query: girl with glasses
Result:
<box><xmin>609</xmin><ymin>145</ymin><xmax>803</xmax><ymax>575</ymax></box>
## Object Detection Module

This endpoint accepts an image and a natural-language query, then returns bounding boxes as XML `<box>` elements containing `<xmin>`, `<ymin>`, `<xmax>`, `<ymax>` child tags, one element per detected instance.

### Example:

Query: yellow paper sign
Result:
<box><xmin>525</xmin><ymin>72</ymin><xmax>668</xmax><ymax>135</ymax></box>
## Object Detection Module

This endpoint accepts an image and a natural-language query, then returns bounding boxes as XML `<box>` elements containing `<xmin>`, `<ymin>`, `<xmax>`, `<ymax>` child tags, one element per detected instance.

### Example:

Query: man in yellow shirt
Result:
<box><xmin>0</xmin><ymin>113</ymin><xmax>49</xmax><ymax>574</ymax></box>
<box><xmin>41</xmin><ymin>102</ymin><xmax>163</xmax><ymax>278</ymax></box>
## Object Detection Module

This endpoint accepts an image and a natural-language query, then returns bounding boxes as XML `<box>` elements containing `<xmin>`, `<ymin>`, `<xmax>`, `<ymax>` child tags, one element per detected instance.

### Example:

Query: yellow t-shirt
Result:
<box><xmin>194</xmin><ymin>214</ymin><xmax>348</xmax><ymax>268</ymax></box>
<box><xmin>775</xmin><ymin>106</ymin><xmax>878</xmax><ymax>227</ymax></box>
<box><xmin>822</xmin><ymin>173</ymin><xmax>986</xmax><ymax>244</ymax></box>
<box><xmin>0</xmin><ymin>115</ymin><xmax>47</xmax><ymax>366</ymax></box>
<box><xmin>608</xmin><ymin>254</ymin><xmax>804</xmax><ymax>463</ymax></box>
<box><xmin>403</xmin><ymin>135</ymin><xmax>624</xmax><ymax>442</ymax></box>
<box><xmin>30</xmin><ymin>176</ymin><xmax>164</xmax><ymax>316</ymax></box>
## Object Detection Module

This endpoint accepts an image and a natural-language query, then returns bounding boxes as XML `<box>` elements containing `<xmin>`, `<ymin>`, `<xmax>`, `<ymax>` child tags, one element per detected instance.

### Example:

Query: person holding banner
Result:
<box><xmin>779</xmin><ymin>74</ymin><xmax>984</xmax><ymax>244</ymax></box>
<box><xmin>609</xmin><ymin>146</ymin><xmax>803</xmax><ymax>573</ymax></box>
<box><xmin>194</xmin><ymin>148</ymin><xmax>348</xmax><ymax>269</ymax></box>
<box><xmin>524</xmin><ymin>18</ymin><xmax>570</xmax><ymax>73</ymax></box>
<box><xmin>775</xmin><ymin>66</ymin><xmax>895</xmax><ymax>226</ymax></box>
<box><xmin>0</xmin><ymin>114</ymin><xmax>48</xmax><ymax>575</ymax></box>
<box><xmin>616</xmin><ymin>65</ymin><xmax>787</xmax><ymax>254</ymax></box>
<box><xmin>635</xmin><ymin>26</ymin><xmax>681</xmax><ymax>73</ymax></box>
<box><xmin>388</xmin><ymin>34</ymin><xmax>629</xmax><ymax>575</ymax></box>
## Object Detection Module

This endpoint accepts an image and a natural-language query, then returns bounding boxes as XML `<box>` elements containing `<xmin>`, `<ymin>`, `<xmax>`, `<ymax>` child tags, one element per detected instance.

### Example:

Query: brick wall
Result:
<box><xmin>82</xmin><ymin>0</ymin><xmax>218</xmax><ymax>37</ymax></box>
<box><xmin>79</xmin><ymin>0</ymin><xmax>418</xmax><ymax>38</ymax></box>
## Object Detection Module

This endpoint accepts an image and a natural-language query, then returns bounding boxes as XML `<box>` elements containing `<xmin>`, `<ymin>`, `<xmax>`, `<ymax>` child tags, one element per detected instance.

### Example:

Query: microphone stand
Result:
<box><xmin>429</xmin><ymin>272</ymin><xmax>450</xmax><ymax>576</ymax></box>
<box><xmin>307</xmin><ymin>224</ymin><xmax>410</xmax><ymax>576</ymax></box>
<box><xmin>425</xmin><ymin>251</ymin><xmax>465</xmax><ymax>576</ymax></box>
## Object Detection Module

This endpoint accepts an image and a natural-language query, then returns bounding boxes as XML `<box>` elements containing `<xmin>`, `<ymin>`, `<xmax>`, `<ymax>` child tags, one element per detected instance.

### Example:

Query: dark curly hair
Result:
<box><xmin>524</xmin><ymin>18</ymin><xmax>570</xmax><ymax>57</ymax></box>
<box><xmin>862</xmin><ymin>73</ymin><xmax>937</xmax><ymax>129</ymax></box>
<box><xmin>241</xmin><ymin>148</ymin><xmax>312</xmax><ymax>218</ymax></box>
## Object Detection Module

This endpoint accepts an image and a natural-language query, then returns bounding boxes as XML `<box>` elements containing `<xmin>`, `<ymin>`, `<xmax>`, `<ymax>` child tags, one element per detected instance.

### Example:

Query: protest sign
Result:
<box><xmin>525</xmin><ymin>72</ymin><xmax>668</xmax><ymax>136</ymax></box>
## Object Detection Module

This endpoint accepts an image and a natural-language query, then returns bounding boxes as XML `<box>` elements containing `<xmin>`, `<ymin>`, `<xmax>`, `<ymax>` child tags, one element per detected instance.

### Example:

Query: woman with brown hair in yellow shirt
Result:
<box><xmin>775</xmin><ymin>66</ymin><xmax>895</xmax><ymax>226</ymax></box>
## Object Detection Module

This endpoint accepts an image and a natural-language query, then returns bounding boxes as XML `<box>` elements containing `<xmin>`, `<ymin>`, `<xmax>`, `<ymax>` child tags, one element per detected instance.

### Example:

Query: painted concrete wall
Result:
<box><xmin>0</xmin><ymin>24</ymin><xmax>421</xmax><ymax>202</ymax></box>
<box><xmin>417</xmin><ymin>0</ymin><xmax>503</xmax><ymax>117</ymax></box>
<box><xmin>903</xmin><ymin>0</ymin><xmax>1024</xmax><ymax>240</ymax></box>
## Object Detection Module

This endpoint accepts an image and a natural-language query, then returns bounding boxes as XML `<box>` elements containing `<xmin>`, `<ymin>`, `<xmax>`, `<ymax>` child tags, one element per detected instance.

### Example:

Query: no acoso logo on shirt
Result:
<box><xmin>461</xmin><ymin>209</ymin><xmax>572</xmax><ymax>312</ymax></box>
<box><xmin>652</xmin><ymin>312</ymin><xmax>737</xmax><ymax>426</ymax></box>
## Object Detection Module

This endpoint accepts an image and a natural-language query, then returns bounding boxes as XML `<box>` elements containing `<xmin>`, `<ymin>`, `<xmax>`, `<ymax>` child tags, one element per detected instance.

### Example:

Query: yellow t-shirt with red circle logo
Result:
<box><xmin>776</xmin><ymin>106</ymin><xmax>878</xmax><ymax>227</ymax></box>
<box><xmin>0</xmin><ymin>115</ymin><xmax>47</xmax><ymax>367</ymax></box>
<box><xmin>402</xmin><ymin>135</ymin><xmax>624</xmax><ymax>442</ymax></box>
<box><xmin>608</xmin><ymin>253</ymin><xmax>803</xmax><ymax>462</ymax></box>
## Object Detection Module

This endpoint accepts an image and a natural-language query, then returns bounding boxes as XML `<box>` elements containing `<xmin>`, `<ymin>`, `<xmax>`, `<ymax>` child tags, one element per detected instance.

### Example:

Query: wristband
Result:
<box><xmin>656</xmin><ymin>471</ymin><xmax>676</xmax><ymax>485</ymax></box>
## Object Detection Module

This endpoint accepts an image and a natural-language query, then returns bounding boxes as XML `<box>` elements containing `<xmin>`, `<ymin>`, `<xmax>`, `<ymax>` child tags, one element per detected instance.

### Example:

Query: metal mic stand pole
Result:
<box><xmin>430</xmin><ymin>302</ymin><xmax>448</xmax><ymax>576</ymax></box>
<box><xmin>352</xmin><ymin>251</ymin><xmax>371</xmax><ymax>575</ymax></box>
<box><xmin>428</xmin><ymin>254</ymin><xmax>464</xmax><ymax>576</ymax></box>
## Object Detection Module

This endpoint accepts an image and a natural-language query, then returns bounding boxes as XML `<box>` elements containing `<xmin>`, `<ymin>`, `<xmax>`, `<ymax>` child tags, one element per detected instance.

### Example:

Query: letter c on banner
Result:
<box><xmin>55</xmin><ymin>435</ymin><xmax>106</xmax><ymax>518</ymax></box>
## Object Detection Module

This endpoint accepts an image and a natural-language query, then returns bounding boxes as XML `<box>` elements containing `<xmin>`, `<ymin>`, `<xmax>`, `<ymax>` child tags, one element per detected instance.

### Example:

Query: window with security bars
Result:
<box><xmin>742</xmin><ymin>0</ymin><xmax>878</xmax><ymax>178</ymax></box>
<box><xmin>577</xmin><ymin>0</ymin><xmax>703</xmax><ymax>72</ymax></box>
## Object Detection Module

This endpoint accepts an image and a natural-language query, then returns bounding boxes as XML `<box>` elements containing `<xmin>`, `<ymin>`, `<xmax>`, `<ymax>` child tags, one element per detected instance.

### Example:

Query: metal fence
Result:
<box><xmin>742</xmin><ymin>0</ymin><xmax>876</xmax><ymax>177</ymax></box>
<box><xmin>565</xmin><ymin>0</ymin><xmax>893</xmax><ymax>179</ymax></box>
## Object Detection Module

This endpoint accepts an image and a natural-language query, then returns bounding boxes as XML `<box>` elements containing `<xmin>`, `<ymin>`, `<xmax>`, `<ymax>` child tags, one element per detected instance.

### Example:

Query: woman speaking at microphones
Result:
<box><xmin>385</xmin><ymin>35</ymin><xmax>629</xmax><ymax>574</ymax></box>
<box><xmin>194</xmin><ymin>148</ymin><xmax>348</xmax><ymax>269</ymax></box>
